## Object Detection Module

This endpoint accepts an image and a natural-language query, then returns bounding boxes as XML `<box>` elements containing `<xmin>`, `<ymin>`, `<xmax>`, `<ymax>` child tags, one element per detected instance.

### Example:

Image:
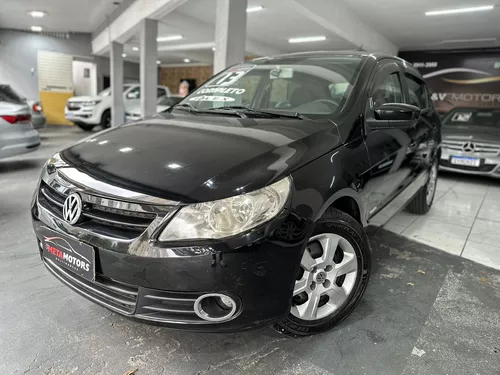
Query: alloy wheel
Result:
<box><xmin>291</xmin><ymin>233</ymin><xmax>358</xmax><ymax>321</ymax></box>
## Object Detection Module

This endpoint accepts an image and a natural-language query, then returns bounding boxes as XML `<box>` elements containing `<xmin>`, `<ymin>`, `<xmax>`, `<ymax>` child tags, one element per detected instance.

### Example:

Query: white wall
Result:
<box><xmin>95</xmin><ymin>56</ymin><xmax>141</xmax><ymax>91</ymax></box>
<box><xmin>0</xmin><ymin>29</ymin><xmax>140</xmax><ymax>99</ymax></box>
<box><xmin>72</xmin><ymin>60</ymin><xmax>97</xmax><ymax>96</ymax></box>
<box><xmin>0</xmin><ymin>29</ymin><xmax>92</xmax><ymax>100</ymax></box>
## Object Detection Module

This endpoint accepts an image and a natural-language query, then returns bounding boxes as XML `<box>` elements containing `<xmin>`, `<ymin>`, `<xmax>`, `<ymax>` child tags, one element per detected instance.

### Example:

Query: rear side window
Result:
<box><xmin>406</xmin><ymin>74</ymin><xmax>429</xmax><ymax>109</ymax></box>
<box><xmin>0</xmin><ymin>85</ymin><xmax>24</xmax><ymax>104</ymax></box>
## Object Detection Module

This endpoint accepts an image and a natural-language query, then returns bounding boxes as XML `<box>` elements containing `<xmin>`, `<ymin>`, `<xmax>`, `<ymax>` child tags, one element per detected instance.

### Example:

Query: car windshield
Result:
<box><xmin>443</xmin><ymin>109</ymin><xmax>500</xmax><ymax>127</ymax></box>
<box><xmin>177</xmin><ymin>55</ymin><xmax>365</xmax><ymax>118</ymax></box>
<box><xmin>98</xmin><ymin>84</ymin><xmax>133</xmax><ymax>97</ymax></box>
<box><xmin>157</xmin><ymin>96</ymin><xmax>183</xmax><ymax>107</ymax></box>
<box><xmin>0</xmin><ymin>85</ymin><xmax>24</xmax><ymax>104</ymax></box>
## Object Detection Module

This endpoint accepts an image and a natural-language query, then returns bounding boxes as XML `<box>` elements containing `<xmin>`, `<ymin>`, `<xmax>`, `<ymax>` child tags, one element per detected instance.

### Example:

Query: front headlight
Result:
<box><xmin>82</xmin><ymin>100</ymin><xmax>101</xmax><ymax>106</ymax></box>
<box><xmin>159</xmin><ymin>177</ymin><xmax>291</xmax><ymax>241</ymax></box>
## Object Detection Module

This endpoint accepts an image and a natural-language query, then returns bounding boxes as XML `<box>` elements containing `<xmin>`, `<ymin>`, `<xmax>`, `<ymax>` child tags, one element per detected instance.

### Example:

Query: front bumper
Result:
<box><xmin>65</xmin><ymin>106</ymin><xmax>101</xmax><ymax>125</ymax></box>
<box><xmin>31</xmin><ymin>180</ymin><xmax>311</xmax><ymax>332</ymax></box>
<box><xmin>0</xmin><ymin>128</ymin><xmax>40</xmax><ymax>159</ymax></box>
<box><xmin>440</xmin><ymin>149</ymin><xmax>500</xmax><ymax>178</ymax></box>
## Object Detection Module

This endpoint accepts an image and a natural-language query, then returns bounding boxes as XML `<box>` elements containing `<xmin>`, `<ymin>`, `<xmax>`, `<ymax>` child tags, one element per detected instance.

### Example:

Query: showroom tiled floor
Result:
<box><xmin>384</xmin><ymin>173</ymin><xmax>500</xmax><ymax>271</ymax></box>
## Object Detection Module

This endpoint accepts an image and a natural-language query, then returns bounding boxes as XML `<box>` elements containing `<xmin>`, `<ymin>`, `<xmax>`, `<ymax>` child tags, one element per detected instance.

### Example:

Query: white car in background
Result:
<box><xmin>65</xmin><ymin>84</ymin><xmax>171</xmax><ymax>131</ymax></box>
<box><xmin>125</xmin><ymin>95</ymin><xmax>184</xmax><ymax>122</ymax></box>
<box><xmin>0</xmin><ymin>84</ymin><xmax>40</xmax><ymax>159</ymax></box>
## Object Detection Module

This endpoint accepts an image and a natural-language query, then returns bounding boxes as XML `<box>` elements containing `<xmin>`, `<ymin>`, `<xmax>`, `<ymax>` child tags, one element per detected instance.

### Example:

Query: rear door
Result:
<box><xmin>401</xmin><ymin>70</ymin><xmax>438</xmax><ymax>173</ymax></box>
<box><xmin>363</xmin><ymin>60</ymin><xmax>415</xmax><ymax>218</ymax></box>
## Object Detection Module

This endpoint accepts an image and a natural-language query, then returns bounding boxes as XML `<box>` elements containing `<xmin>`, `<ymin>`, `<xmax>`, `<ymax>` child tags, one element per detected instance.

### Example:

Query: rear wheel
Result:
<box><xmin>275</xmin><ymin>208</ymin><xmax>371</xmax><ymax>336</ymax></box>
<box><xmin>100</xmin><ymin>110</ymin><xmax>111</xmax><ymax>129</ymax></box>
<box><xmin>74</xmin><ymin>122</ymin><xmax>96</xmax><ymax>132</ymax></box>
<box><xmin>407</xmin><ymin>161</ymin><xmax>438</xmax><ymax>214</ymax></box>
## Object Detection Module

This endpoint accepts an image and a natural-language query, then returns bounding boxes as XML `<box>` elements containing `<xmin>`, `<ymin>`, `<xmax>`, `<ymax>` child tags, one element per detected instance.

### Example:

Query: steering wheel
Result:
<box><xmin>310</xmin><ymin>99</ymin><xmax>339</xmax><ymax>109</ymax></box>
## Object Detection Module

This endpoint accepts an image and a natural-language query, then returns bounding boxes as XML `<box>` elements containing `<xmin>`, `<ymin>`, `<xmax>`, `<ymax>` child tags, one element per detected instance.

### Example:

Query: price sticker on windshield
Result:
<box><xmin>207</xmin><ymin>64</ymin><xmax>256</xmax><ymax>87</ymax></box>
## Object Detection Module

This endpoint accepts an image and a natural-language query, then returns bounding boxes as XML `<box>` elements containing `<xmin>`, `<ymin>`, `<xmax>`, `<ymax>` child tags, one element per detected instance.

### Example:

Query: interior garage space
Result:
<box><xmin>1</xmin><ymin>1</ymin><xmax>500</xmax><ymax>374</ymax></box>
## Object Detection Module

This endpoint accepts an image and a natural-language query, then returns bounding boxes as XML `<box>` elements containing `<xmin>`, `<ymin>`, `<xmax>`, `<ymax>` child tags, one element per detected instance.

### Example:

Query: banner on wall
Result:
<box><xmin>399</xmin><ymin>51</ymin><xmax>500</xmax><ymax>115</ymax></box>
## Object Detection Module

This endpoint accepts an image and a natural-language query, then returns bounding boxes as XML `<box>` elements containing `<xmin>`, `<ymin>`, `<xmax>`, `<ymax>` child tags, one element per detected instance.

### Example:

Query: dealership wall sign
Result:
<box><xmin>399</xmin><ymin>51</ymin><xmax>500</xmax><ymax>114</ymax></box>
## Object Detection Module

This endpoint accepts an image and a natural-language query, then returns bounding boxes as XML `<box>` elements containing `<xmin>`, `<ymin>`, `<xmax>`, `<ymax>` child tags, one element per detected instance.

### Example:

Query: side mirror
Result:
<box><xmin>370</xmin><ymin>103</ymin><xmax>420</xmax><ymax>129</ymax></box>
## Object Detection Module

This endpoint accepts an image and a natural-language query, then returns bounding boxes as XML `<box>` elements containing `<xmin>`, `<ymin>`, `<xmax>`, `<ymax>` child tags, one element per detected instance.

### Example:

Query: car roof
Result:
<box><xmin>252</xmin><ymin>51</ymin><xmax>422</xmax><ymax>80</ymax></box>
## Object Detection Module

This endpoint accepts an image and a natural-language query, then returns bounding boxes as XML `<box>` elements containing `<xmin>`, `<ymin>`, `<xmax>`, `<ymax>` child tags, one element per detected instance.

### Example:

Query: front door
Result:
<box><xmin>363</xmin><ymin>60</ymin><xmax>416</xmax><ymax>219</ymax></box>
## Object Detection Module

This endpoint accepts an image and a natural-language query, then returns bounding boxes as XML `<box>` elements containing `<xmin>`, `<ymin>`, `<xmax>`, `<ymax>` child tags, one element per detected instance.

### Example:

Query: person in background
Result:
<box><xmin>179</xmin><ymin>81</ymin><xmax>190</xmax><ymax>97</ymax></box>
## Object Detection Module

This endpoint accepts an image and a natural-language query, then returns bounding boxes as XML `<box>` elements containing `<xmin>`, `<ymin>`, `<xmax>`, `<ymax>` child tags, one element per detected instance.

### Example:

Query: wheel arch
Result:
<box><xmin>315</xmin><ymin>189</ymin><xmax>366</xmax><ymax>226</ymax></box>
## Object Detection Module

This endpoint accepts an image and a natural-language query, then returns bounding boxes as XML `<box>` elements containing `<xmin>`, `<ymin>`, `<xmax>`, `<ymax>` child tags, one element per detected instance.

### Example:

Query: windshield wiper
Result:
<box><xmin>172</xmin><ymin>103</ymin><xmax>200</xmax><ymax>113</ymax></box>
<box><xmin>210</xmin><ymin>106</ymin><xmax>306</xmax><ymax>120</ymax></box>
<box><xmin>173</xmin><ymin>104</ymin><xmax>248</xmax><ymax>118</ymax></box>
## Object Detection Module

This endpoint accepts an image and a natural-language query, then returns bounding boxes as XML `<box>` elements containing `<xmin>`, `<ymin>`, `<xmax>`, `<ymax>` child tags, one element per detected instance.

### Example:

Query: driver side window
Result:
<box><xmin>372</xmin><ymin>72</ymin><xmax>403</xmax><ymax>108</ymax></box>
<box><xmin>126</xmin><ymin>87</ymin><xmax>140</xmax><ymax>99</ymax></box>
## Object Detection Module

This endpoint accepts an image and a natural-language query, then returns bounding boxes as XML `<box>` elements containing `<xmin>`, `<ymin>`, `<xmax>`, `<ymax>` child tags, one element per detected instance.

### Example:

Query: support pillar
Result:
<box><xmin>140</xmin><ymin>18</ymin><xmax>158</xmax><ymax>117</ymax></box>
<box><xmin>110</xmin><ymin>42</ymin><xmax>124</xmax><ymax>127</ymax></box>
<box><xmin>214</xmin><ymin>0</ymin><xmax>247</xmax><ymax>74</ymax></box>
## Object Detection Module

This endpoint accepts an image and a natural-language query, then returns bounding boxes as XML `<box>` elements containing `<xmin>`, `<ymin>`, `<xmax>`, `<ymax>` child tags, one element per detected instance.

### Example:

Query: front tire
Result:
<box><xmin>100</xmin><ymin>109</ymin><xmax>111</xmax><ymax>129</ymax></box>
<box><xmin>275</xmin><ymin>208</ymin><xmax>371</xmax><ymax>336</ymax></box>
<box><xmin>407</xmin><ymin>161</ymin><xmax>438</xmax><ymax>214</ymax></box>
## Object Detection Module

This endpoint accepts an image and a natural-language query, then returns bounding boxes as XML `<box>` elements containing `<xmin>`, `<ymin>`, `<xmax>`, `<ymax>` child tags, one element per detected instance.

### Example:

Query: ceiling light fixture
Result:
<box><xmin>157</xmin><ymin>60</ymin><xmax>161</xmax><ymax>64</ymax></box>
<box><xmin>31</xmin><ymin>26</ymin><xmax>43</xmax><ymax>32</ymax></box>
<box><xmin>212</xmin><ymin>47</ymin><xmax>216</xmax><ymax>52</ymax></box>
<box><xmin>132</xmin><ymin>46</ymin><xmax>139</xmax><ymax>51</ymax></box>
<box><xmin>157</xmin><ymin>35</ymin><xmax>183</xmax><ymax>42</ymax></box>
<box><xmin>425</xmin><ymin>5</ymin><xmax>494</xmax><ymax>16</ymax></box>
<box><xmin>428</xmin><ymin>37</ymin><xmax>498</xmax><ymax>45</ymax></box>
<box><xmin>247</xmin><ymin>5</ymin><xmax>264</xmax><ymax>12</ymax></box>
<box><xmin>29</xmin><ymin>10</ymin><xmax>47</xmax><ymax>18</ymax></box>
<box><xmin>122</xmin><ymin>53</ymin><xmax>127</xmax><ymax>58</ymax></box>
<box><xmin>288</xmin><ymin>36</ymin><xmax>326</xmax><ymax>44</ymax></box>
<box><xmin>183</xmin><ymin>58</ymin><xmax>191</xmax><ymax>63</ymax></box>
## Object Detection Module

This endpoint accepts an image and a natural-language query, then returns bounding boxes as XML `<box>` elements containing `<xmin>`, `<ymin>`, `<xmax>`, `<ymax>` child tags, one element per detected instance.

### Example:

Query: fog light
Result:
<box><xmin>194</xmin><ymin>293</ymin><xmax>238</xmax><ymax>322</ymax></box>
<box><xmin>217</xmin><ymin>295</ymin><xmax>234</xmax><ymax>309</ymax></box>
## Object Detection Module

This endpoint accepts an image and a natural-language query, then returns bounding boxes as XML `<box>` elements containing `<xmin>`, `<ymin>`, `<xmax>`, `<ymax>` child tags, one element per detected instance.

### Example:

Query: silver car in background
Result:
<box><xmin>0</xmin><ymin>84</ymin><xmax>41</xmax><ymax>159</ymax></box>
<box><xmin>27</xmin><ymin>100</ymin><xmax>46</xmax><ymax>129</ymax></box>
<box><xmin>440</xmin><ymin>108</ymin><xmax>500</xmax><ymax>178</ymax></box>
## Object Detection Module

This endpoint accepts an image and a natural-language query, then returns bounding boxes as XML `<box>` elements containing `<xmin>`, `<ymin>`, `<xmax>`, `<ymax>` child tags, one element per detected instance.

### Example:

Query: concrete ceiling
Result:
<box><xmin>344</xmin><ymin>0</ymin><xmax>500</xmax><ymax>51</ymax></box>
<box><xmin>116</xmin><ymin>0</ymin><xmax>500</xmax><ymax>65</ymax></box>
<box><xmin>0</xmin><ymin>0</ymin><xmax>119</xmax><ymax>33</ymax></box>
<box><xmin>2</xmin><ymin>0</ymin><xmax>499</xmax><ymax>65</ymax></box>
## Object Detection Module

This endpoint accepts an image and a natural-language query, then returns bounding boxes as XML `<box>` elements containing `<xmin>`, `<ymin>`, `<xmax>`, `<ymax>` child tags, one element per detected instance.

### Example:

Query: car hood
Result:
<box><xmin>127</xmin><ymin>104</ymin><xmax>171</xmax><ymax>115</ymax></box>
<box><xmin>442</xmin><ymin>125</ymin><xmax>500</xmax><ymax>144</ymax></box>
<box><xmin>68</xmin><ymin>96</ymin><xmax>102</xmax><ymax>102</ymax></box>
<box><xmin>61</xmin><ymin>113</ymin><xmax>341</xmax><ymax>203</ymax></box>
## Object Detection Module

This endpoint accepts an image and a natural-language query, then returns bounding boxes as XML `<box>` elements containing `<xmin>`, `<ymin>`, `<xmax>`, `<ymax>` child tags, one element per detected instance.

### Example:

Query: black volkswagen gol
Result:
<box><xmin>32</xmin><ymin>52</ymin><xmax>441</xmax><ymax>336</ymax></box>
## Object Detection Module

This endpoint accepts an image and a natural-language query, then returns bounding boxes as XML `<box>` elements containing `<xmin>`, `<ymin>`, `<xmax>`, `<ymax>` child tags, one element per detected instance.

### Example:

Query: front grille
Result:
<box><xmin>38</xmin><ymin>181</ymin><xmax>157</xmax><ymax>239</ymax></box>
<box><xmin>442</xmin><ymin>140</ymin><xmax>500</xmax><ymax>155</ymax></box>
<box><xmin>136</xmin><ymin>289</ymin><xmax>204</xmax><ymax>323</ymax></box>
<box><xmin>44</xmin><ymin>258</ymin><xmax>138</xmax><ymax>314</ymax></box>
<box><xmin>440</xmin><ymin>159</ymin><xmax>496</xmax><ymax>172</ymax></box>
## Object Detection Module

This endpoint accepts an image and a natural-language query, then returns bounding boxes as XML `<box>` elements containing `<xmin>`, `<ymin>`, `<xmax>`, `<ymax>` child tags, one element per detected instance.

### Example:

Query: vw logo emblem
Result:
<box><xmin>63</xmin><ymin>193</ymin><xmax>83</xmax><ymax>225</ymax></box>
<box><xmin>316</xmin><ymin>271</ymin><xmax>327</xmax><ymax>284</ymax></box>
<box><xmin>462</xmin><ymin>142</ymin><xmax>475</xmax><ymax>153</ymax></box>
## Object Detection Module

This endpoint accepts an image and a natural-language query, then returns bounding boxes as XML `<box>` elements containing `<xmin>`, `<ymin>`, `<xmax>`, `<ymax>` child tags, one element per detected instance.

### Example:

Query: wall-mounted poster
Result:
<box><xmin>399</xmin><ymin>50</ymin><xmax>500</xmax><ymax>116</ymax></box>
